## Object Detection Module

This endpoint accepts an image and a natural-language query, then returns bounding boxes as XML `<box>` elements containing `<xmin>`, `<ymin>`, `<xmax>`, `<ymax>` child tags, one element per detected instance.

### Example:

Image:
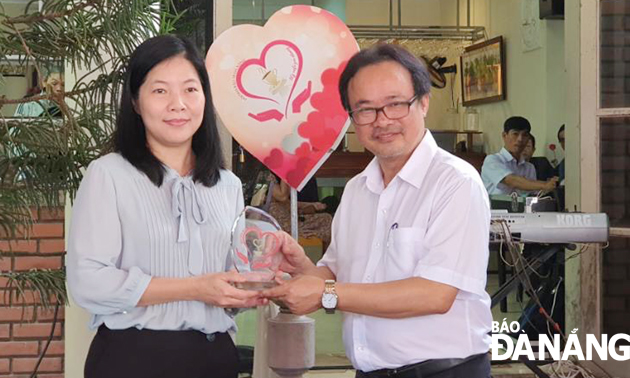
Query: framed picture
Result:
<box><xmin>0</xmin><ymin>62</ymin><xmax>27</xmax><ymax>77</ymax></box>
<box><xmin>461</xmin><ymin>36</ymin><xmax>506</xmax><ymax>106</ymax></box>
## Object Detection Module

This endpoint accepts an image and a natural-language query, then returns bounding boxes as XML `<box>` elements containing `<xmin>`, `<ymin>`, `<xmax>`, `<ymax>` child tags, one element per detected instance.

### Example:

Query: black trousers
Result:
<box><xmin>85</xmin><ymin>326</ymin><xmax>239</xmax><ymax>378</ymax></box>
<box><xmin>356</xmin><ymin>354</ymin><xmax>491</xmax><ymax>378</ymax></box>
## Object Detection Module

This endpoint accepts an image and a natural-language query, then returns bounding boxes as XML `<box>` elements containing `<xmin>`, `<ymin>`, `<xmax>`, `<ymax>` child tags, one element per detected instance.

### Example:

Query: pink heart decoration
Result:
<box><xmin>206</xmin><ymin>5</ymin><xmax>359</xmax><ymax>190</ymax></box>
<box><xmin>235</xmin><ymin>40</ymin><xmax>303</xmax><ymax>119</ymax></box>
<box><xmin>240</xmin><ymin>227</ymin><xmax>281</xmax><ymax>271</ymax></box>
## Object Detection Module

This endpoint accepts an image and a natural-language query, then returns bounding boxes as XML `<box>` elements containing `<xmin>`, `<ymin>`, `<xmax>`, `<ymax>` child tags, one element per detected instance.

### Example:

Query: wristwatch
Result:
<box><xmin>321</xmin><ymin>279</ymin><xmax>338</xmax><ymax>314</ymax></box>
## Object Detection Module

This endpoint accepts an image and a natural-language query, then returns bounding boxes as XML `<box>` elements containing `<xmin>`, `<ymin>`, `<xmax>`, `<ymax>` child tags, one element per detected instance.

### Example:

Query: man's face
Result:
<box><xmin>521</xmin><ymin>138</ymin><xmax>535</xmax><ymax>161</ymax></box>
<box><xmin>502</xmin><ymin>129</ymin><xmax>530</xmax><ymax>157</ymax></box>
<box><xmin>347</xmin><ymin>60</ymin><xmax>428</xmax><ymax>162</ymax></box>
<box><xmin>558</xmin><ymin>130</ymin><xmax>565</xmax><ymax>150</ymax></box>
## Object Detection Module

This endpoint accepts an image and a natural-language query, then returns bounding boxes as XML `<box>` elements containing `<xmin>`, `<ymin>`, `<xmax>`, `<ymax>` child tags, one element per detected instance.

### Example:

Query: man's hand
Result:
<box><xmin>261</xmin><ymin>275</ymin><xmax>325</xmax><ymax>315</ymax></box>
<box><xmin>543</xmin><ymin>176</ymin><xmax>558</xmax><ymax>192</ymax></box>
<box><xmin>275</xmin><ymin>231</ymin><xmax>316</xmax><ymax>276</ymax></box>
<box><xmin>193</xmin><ymin>270</ymin><xmax>267</xmax><ymax>308</ymax></box>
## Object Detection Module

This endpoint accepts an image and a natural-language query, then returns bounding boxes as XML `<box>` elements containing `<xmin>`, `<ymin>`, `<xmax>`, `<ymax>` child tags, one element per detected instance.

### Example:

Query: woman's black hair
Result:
<box><xmin>338</xmin><ymin>43</ymin><xmax>432</xmax><ymax>111</ymax></box>
<box><xmin>113</xmin><ymin>34</ymin><xmax>224</xmax><ymax>187</ymax></box>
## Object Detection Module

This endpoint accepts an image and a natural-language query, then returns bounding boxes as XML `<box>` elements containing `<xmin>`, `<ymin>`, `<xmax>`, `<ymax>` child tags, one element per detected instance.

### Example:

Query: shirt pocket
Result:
<box><xmin>383</xmin><ymin>226</ymin><xmax>426</xmax><ymax>281</ymax></box>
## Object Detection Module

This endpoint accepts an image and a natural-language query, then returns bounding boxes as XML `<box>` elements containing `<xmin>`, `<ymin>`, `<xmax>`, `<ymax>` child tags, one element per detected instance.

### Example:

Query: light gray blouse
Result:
<box><xmin>66</xmin><ymin>153</ymin><xmax>243</xmax><ymax>334</ymax></box>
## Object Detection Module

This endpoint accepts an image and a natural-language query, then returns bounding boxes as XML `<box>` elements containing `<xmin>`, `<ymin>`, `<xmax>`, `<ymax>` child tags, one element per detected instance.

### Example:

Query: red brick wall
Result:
<box><xmin>0</xmin><ymin>207</ymin><xmax>65</xmax><ymax>377</ymax></box>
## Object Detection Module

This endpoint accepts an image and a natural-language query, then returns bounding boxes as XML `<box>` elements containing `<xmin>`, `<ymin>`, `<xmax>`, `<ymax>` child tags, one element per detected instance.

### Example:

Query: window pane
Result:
<box><xmin>600</xmin><ymin>0</ymin><xmax>630</xmax><ymax>108</ymax></box>
<box><xmin>170</xmin><ymin>0</ymin><xmax>209</xmax><ymax>52</ymax></box>
<box><xmin>265</xmin><ymin>0</ymin><xmax>313</xmax><ymax>18</ymax></box>
<box><xmin>602</xmin><ymin>237</ymin><xmax>630</xmax><ymax>340</ymax></box>
<box><xmin>233</xmin><ymin>0</ymin><xmax>316</xmax><ymax>25</ymax></box>
<box><xmin>600</xmin><ymin>117</ymin><xmax>630</xmax><ymax>227</ymax></box>
<box><xmin>233</xmin><ymin>0</ymin><xmax>264</xmax><ymax>25</ymax></box>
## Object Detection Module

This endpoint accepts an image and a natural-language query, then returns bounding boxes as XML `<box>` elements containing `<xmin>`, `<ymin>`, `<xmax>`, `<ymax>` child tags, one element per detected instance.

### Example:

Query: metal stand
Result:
<box><xmin>290</xmin><ymin>188</ymin><xmax>298</xmax><ymax>239</ymax></box>
<box><xmin>262</xmin><ymin>187</ymin><xmax>315</xmax><ymax>378</ymax></box>
<box><xmin>490</xmin><ymin>244</ymin><xmax>565</xmax><ymax>378</ymax></box>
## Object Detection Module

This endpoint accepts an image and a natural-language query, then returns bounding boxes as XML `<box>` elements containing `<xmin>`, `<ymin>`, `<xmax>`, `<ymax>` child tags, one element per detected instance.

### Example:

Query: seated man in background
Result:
<box><xmin>481</xmin><ymin>116</ymin><xmax>558</xmax><ymax>196</ymax></box>
<box><xmin>13</xmin><ymin>71</ymin><xmax>64</xmax><ymax>117</ymax></box>
<box><xmin>522</xmin><ymin>134</ymin><xmax>556</xmax><ymax>182</ymax></box>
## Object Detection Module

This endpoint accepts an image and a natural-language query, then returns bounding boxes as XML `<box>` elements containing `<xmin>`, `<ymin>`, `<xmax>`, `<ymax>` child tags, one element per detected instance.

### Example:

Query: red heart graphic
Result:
<box><xmin>240</xmin><ymin>227</ymin><xmax>282</xmax><ymax>272</ymax></box>
<box><xmin>235</xmin><ymin>40</ymin><xmax>303</xmax><ymax>119</ymax></box>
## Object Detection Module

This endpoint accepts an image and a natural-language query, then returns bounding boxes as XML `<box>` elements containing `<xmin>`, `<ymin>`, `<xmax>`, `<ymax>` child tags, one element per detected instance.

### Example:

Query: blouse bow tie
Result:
<box><xmin>170</xmin><ymin>176</ymin><xmax>207</xmax><ymax>275</ymax></box>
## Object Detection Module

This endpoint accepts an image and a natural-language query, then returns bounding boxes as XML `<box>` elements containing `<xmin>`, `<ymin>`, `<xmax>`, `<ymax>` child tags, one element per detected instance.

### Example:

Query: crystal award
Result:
<box><xmin>230</xmin><ymin>206</ymin><xmax>283</xmax><ymax>290</ymax></box>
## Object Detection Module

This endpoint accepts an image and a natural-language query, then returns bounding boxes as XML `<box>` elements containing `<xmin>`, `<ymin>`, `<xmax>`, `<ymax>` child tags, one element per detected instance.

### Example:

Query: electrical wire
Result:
<box><xmin>546</xmin><ymin>277</ymin><xmax>563</xmax><ymax>339</ymax></box>
<box><xmin>550</xmin><ymin>360</ymin><xmax>597</xmax><ymax>378</ymax></box>
<box><xmin>493</xmin><ymin>220</ymin><xmax>613</xmax><ymax>378</ymax></box>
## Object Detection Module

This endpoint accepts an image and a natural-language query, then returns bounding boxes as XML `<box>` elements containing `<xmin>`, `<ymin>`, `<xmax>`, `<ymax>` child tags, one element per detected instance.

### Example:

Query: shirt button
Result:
<box><xmin>382</xmin><ymin>209</ymin><xmax>387</xmax><ymax>214</ymax></box>
<box><xmin>121</xmin><ymin>310</ymin><xmax>128</xmax><ymax>314</ymax></box>
<box><xmin>357</xmin><ymin>346</ymin><xmax>364</xmax><ymax>351</ymax></box>
<box><xmin>375</xmin><ymin>243</ymin><xmax>381</xmax><ymax>248</ymax></box>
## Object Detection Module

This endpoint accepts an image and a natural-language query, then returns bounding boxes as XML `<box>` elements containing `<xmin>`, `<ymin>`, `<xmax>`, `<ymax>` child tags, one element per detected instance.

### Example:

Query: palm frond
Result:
<box><xmin>0</xmin><ymin>0</ymin><xmax>180</xmax><ymax>313</ymax></box>
<box><xmin>1</xmin><ymin>269</ymin><xmax>67</xmax><ymax>310</ymax></box>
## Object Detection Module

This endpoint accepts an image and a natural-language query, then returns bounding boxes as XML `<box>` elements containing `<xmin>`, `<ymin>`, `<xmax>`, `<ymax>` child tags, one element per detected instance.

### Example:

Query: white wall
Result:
<box><xmin>471</xmin><ymin>0</ymin><xmax>566</xmax><ymax>161</ymax></box>
<box><xmin>344</xmin><ymin>0</ymin><xmax>566</xmax><ymax>158</ymax></box>
<box><xmin>545</xmin><ymin>19</ymin><xmax>566</xmax><ymax>162</ymax></box>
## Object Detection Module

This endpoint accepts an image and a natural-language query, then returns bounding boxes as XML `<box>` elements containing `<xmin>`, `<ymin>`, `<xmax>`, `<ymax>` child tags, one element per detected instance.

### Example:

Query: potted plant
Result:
<box><xmin>0</xmin><ymin>1</ymin><xmax>179</xmax><ymax>375</ymax></box>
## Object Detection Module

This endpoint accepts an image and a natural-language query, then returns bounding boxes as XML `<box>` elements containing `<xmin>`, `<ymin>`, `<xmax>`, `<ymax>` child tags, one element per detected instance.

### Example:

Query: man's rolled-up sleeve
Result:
<box><xmin>481</xmin><ymin>154</ymin><xmax>511</xmax><ymax>191</ymax></box>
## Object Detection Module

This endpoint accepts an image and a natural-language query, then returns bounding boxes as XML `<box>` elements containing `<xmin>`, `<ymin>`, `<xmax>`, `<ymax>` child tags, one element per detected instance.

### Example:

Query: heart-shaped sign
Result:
<box><xmin>206</xmin><ymin>5</ymin><xmax>359</xmax><ymax>190</ymax></box>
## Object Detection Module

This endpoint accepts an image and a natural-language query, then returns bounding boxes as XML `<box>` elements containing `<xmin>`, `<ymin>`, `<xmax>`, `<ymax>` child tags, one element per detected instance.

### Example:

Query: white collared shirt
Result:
<box><xmin>481</xmin><ymin>147</ymin><xmax>536</xmax><ymax>195</ymax></box>
<box><xmin>318</xmin><ymin>130</ymin><xmax>492</xmax><ymax>372</ymax></box>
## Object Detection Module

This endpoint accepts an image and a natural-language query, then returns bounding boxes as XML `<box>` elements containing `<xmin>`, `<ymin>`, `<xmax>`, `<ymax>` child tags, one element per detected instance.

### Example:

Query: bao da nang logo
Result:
<box><xmin>491</xmin><ymin>320</ymin><xmax>630</xmax><ymax>361</ymax></box>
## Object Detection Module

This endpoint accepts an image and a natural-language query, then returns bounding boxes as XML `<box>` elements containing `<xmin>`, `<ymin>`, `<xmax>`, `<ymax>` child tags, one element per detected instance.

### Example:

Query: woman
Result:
<box><xmin>66</xmin><ymin>35</ymin><xmax>264</xmax><ymax>378</ymax></box>
<box><xmin>267</xmin><ymin>174</ymin><xmax>332</xmax><ymax>251</ymax></box>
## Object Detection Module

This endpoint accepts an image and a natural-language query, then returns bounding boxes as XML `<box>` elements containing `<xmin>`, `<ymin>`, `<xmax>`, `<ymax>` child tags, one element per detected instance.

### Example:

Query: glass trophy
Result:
<box><xmin>230</xmin><ymin>206</ymin><xmax>283</xmax><ymax>290</ymax></box>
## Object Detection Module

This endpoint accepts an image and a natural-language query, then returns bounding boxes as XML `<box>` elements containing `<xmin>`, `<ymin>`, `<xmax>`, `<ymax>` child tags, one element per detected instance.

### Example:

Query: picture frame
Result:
<box><xmin>0</xmin><ymin>62</ymin><xmax>27</xmax><ymax>77</ymax></box>
<box><xmin>461</xmin><ymin>36</ymin><xmax>506</xmax><ymax>106</ymax></box>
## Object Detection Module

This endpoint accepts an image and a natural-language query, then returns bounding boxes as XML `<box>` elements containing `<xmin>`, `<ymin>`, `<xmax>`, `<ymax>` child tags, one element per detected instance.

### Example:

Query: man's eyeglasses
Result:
<box><xmin>349</xmin><ymin>96</ymin><xmax>418</xmax><ymax>126</ymax></box>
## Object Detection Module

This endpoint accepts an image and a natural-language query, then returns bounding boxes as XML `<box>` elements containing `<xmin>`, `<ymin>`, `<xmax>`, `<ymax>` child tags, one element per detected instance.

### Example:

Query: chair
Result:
<box><xmin>530</xmin><ymin>156</ymin><xmax>556</xmax><ymax>181</ymax></box>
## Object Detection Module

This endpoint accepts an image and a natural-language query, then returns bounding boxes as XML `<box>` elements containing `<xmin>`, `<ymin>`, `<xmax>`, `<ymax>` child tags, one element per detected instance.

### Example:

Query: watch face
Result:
<box><xmin>322</xmin><ymin>293</ymin><xmax>338</xmax><ymax>309</ymax></box>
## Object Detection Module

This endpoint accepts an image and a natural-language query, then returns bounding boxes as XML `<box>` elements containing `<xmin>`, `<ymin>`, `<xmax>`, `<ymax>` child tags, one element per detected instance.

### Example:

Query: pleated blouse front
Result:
<box><xmin>66</xmin><ymin>153</ymin><xmax>244</xmax><ymax>334</ymax></box>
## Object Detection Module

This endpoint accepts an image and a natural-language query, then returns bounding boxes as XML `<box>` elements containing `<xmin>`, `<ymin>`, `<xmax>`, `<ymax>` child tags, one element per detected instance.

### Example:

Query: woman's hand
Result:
<box><xmin>193</xmin><ymin>270</ymin><xmax>266</xmax><ymax>308</ymax></box>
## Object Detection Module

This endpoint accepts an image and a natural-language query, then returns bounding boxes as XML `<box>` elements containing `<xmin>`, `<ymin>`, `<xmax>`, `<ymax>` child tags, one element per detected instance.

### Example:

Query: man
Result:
<box><xmin>263</xmin><ymin>44</ymin><xmax>492</xmax><ymax>378</ymax></box>
<box><xmin>14</xmin><ymin>71</ymin><xmax>64</xmax><ymax>117</ymax></box>
<box><xmin>556</xmin><ymin>125</ymin><xmax>565</xmax><ymax>183</ymax></box>
<box><xmin>481</xmin><ymin>117</ymin><xmax>557</xmax><ymax>195</ymax></box>
<box><xmin>523</xmin><ymin>134</ymin><xmax>556</xmax><ymax>182</ymax></box>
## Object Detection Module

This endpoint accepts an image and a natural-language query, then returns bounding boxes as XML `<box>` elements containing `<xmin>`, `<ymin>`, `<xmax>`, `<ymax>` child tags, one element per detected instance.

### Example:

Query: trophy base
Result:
<box><xmin>234</xmin><ymin>280</ymin><xmax>278</xmax><ymax>291</ymax></box>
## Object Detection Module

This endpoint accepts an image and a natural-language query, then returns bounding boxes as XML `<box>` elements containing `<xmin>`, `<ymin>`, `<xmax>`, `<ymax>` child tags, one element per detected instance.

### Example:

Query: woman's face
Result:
<box><xmin>45</xmin><ymin>73</ymin><xmax>64</xmax><ymax>94</ymax></box>
<box><xmin>135</xmin><ymin>55</ymin><xmax>205</xmax><ymax>153</ymax></box>
<box><xmin>522</xmin><ymin>138</ymin><xmax>535</xmax><ymax>161</ymax></box>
